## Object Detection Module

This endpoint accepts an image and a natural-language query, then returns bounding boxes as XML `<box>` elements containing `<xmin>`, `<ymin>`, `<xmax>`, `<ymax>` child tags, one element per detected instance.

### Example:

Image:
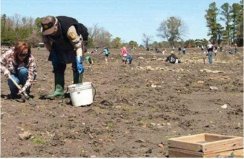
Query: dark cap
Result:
<box><xmin>41</xmin><ymin>16</ymin><xmax>58</xmax><ymax>35</ymax></box>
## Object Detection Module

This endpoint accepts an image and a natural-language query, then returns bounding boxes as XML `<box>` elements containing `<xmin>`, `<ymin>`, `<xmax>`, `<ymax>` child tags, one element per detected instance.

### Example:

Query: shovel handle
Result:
<box><xmin>8</xmin><ymin>75</ymin><xmax>29</xmax><ymax>99</ymax></box>
<box><xmin>91</xmin><ymin>83</ymin><xmax>96</xmax><ymax>100</ymax></box>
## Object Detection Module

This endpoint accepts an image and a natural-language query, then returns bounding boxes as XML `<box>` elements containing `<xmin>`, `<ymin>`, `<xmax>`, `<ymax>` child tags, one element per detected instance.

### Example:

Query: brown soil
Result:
<box><xmin>1</xmin><ymin>48</ymin><xmax>243</xmax><ymax>157</ymax></box>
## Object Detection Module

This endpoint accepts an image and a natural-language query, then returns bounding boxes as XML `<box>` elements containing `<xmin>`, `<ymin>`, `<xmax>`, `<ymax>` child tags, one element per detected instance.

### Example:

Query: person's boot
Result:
<box><xmin>9</xmin><ymin>93</ymin><xmax>20</xmax><ymax>99</ymax></box>
<box><xmin>73</xmin><ymin>72</ymin><xmax>83</xmax><ymax>84</ymax></box>
<box><xmin>46</xmin><ymin>73</ymin><xmax>64</xmax><ymax>99</ymax></box>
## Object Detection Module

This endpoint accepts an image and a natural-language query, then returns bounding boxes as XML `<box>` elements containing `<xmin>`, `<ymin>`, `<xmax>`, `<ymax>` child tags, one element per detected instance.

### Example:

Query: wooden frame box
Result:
<box><xmin>168</xmin><ymin>133</ymin><xmax>243</xmax><ymax>157</ymax></box>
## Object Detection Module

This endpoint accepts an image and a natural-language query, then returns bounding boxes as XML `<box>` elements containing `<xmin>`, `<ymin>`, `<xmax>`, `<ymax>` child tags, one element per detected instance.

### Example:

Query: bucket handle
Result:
<box><xmin>91</xmin><ymin>83</ymin><xmax>96</xmax><ymax>100</ymax></box>
<box><xmin>66</xmin><ymin>83</ymin><xmax>96</xmax><ymax>100</ymax></box>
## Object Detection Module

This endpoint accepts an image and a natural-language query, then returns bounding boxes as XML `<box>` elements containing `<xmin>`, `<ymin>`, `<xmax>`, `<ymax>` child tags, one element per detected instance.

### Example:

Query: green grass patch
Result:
<box><xmin>31</xmin><ymin>135</ymin><xmax>46</xmax><ymax>145</ymax></box>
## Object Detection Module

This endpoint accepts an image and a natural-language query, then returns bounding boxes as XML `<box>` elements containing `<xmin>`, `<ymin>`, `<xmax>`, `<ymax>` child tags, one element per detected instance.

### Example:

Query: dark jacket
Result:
<box><xmin>48</xmin><ymin>16</ymin><xmax>88</xmax><ymax>64</ymax></box>
<box><xmin>166</xmin><ymin>54</ymin><xmax>180</xmax><ymax>63</ymax></box>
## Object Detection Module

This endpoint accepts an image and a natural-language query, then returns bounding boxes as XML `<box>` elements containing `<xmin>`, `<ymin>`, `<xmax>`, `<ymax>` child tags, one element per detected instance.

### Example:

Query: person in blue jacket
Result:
<box><xmin>102</xmin><ymin>47</ymin><xmax>110</xmax><ymax>63</ymax></box>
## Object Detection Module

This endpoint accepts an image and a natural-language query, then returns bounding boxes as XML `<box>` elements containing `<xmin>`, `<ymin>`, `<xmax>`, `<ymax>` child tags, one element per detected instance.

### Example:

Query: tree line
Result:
<box><xmin>205</xmin><ymin>0</ymin><xmax>243</xmax><ymax>46</ymax></box>
<box><xmin>1</xmin><ymin>14</ymin><xmax>41</xmax><ymax>47</ymax></box>
<box><xmin>1</xmin><ymin>1</ymin><xmax>243</xmax><ymax>49</ymax></box>
<box><xmin>152</xmin><ymin>0</ymin><xmax>243</xmax><ymax>48</ymax></box>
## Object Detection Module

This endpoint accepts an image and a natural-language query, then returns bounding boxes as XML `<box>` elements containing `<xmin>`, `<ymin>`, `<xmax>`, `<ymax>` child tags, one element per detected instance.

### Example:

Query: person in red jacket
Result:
<box><xmin>0</xmin><ymin>42</ymin><xmax>37</xmax><ymax>99</ymax></box>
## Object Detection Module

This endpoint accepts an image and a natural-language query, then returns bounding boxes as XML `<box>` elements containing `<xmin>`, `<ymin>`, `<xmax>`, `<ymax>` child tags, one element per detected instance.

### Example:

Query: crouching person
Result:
<box><xmin>85</xmin><ymin>55</ymin><xmax>94</xmax><ymax>65</ymax></box>
<box><xmin>121</xmin><ymin>46</ymin><xmax>133</xmax><ymax>64</ymax></box>
<box><xmin>165</xmin><ymin>53</ymin><xmax>181</xmax><ymax>64</ymax></box>
<box><xmin>0</xmin><ymin>42</ymin><xmax>37</xmax><ymax>99</ymax></box>
<box><xmin>121</xmin><ymin>46</ymin><xmax>128</xmax><ymax>64</ymax></box>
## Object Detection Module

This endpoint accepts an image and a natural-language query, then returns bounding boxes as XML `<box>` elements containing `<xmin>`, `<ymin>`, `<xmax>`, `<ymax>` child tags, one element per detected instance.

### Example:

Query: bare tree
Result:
<box><xmin>88</xmin><ymin>24</ymin><xmax>99</xmax><ymax>40</ymax></box>
<box><xmin>157</xmin><ymin>16</ymin><xmax>185</xmax><ymax>47</ymax></box>
<box><xmin>88</xmin><ymin>24</ymin><xmax>112</xmax><ymax>47</ymax></box>
<box><xmin>26</xmin><ymin>30</ymin><xmax>41</xmax><ymax>47</ymax></box>
<box><xmin>142</xmin><ymin>33</ymin><xmax>153</xmax><ymax>50</ymax></box>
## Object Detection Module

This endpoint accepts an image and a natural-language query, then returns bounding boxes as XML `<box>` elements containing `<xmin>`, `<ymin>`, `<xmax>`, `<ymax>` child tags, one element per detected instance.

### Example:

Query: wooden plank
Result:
<box><xmin>168</xmin><ymin>148</ymin><xmax>202</xmax><ymax>157</ymax></box>
<box><xmin>202</xmin><ymin>137</ymin><xmax>243</xmax><ymax>153</ymax></box>
<box><xmin>169</xmin><ymin>148</ymin><xmax>244</xmax><ymax>158</ymax></box>
<box><xmin>205</xmin><ymin>133</ymin><xmax>233</xmax><ymax>142</ymax></box>
<box><xmin>168</xmin><ymin>151</ymin><xmax>200</xmax><ymax>157</ymax></box>
<box><xmin>168</xmin><ymin>140</ymin><xmax>203</xmax><ymax>152</ymax></box>
<box><xmin>203</xmin><ymin>149</ymin><xmax>244</xmax><ymax>158</ymax></box>
<box><xmin>169</xmin><ymin>133</ymin><xmax>206</xmax><ymax>143</ymax></box>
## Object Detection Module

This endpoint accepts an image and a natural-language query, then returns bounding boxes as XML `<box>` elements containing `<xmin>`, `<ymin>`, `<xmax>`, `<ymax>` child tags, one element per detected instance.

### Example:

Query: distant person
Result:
<box><xmin>162</xmin><ymin>48</ymin><xmax>166</xmax><ymax>55</ymax></box>
<box><xmin>214</xmin><ymin>45</ymin><xmax>218</xmax><ymax>56</ymax></box>
<box><xmin>178</xmin><ymin>47</ymin><xmax>182</xmax><ymax>54</ymax></box>
<box><xmin>120</xmin><ymin>46</ymin><xmax>133</xmax><ymax>64</ymax></box>
<box><xmin>165</xmin><ymin>53</ymin><xmax>181</xmax><ymax>64</ymax></box>
<box><xmin>201</xmin><ymin>45</ymin><xmax>204</xmax><ymax>51</ymax></box>
<box><xmin>207</xmin><ymin>41</ymin><xmax>214</xmax><ymax>64</ymax></box>
<box><xmin>202</xmin><ymin>48</ymin><xmax>208</xmax><ymax>64</ymax></box>
<box><xmin>234</xmin><ymin>43</ymin><xmax>238</xmax><ymax>53</ymax></box>
<box><xmin>40</xmin><ymin>15</ymin><xmax>88</xmax><ymax>99</ymax></box>
<box><xmin>0</xmin><ymin>41</ymin><xmax>37</xmax><ymax>99</ymax></box>
<box><xmin>85</xmin><ymin>54</ymin><xmax>93</xmax><ymax>65</ymax></box>
<box><xmin>91</xmin><ymin>49</ymin><xmax>97</xmax><ymax>54</ymax></box>
<box><xmin>121</xmin><ymin>46</ymin><xmax>128</xmax><ymax>64</ymax></box>
<box><xmin>182</xmin><ymin>47</ymin><xmax>186</xmax><ymax>54</ymax></box>
<box><xmin>102</xmin><ymin>47</ymin><xmax>110</xmax><ymax>63</ymax></box>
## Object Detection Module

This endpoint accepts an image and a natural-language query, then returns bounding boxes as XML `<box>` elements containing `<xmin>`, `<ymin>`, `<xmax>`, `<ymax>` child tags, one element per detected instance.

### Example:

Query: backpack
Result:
<box><xmin>104</xmin><ymin>48</ymin><xmax>110</xmax><ymax>55</ymax></box>
<box><xmin>166</xmin><ymin>54</ymin><xmax>177</xmax><ymax>63</ymax></box>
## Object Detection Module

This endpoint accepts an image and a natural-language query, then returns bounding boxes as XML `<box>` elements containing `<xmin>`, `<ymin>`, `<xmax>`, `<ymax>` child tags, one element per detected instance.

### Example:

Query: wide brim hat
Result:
<box><xmin>41</xmin><ymin>16</ymin><xmax>58</xmax><ymax>35</ymax></box>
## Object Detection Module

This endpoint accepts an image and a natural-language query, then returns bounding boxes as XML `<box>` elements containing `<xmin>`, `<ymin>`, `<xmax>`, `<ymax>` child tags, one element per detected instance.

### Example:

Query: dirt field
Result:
<box><xmin>1</xmin><ymin>47</ymin><xmax>243</xmax><ymax>157</ymax></box>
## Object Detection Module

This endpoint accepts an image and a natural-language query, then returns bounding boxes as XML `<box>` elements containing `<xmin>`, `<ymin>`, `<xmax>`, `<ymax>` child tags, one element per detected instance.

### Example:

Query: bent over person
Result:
<box><xmin>165</xmin><ymin>53</ymin><xmax>181</xmax><ymax>64</ymax></box>
<box><xmin>41</xmin><ymin>16</ymin><xmax>88</xmax><ymax>99</ymax></box>
<box><xmin>0</xmin><ymin>42</ymin><xmax>37</xmax><ymax>99</ymax></box>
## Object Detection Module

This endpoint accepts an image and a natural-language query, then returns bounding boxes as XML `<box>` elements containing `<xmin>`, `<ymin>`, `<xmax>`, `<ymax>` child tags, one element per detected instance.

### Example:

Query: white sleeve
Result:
<box><xmin>67</xmin><ymin>26</ymin><xmax>82</xmax><ymax>50</ymax></box>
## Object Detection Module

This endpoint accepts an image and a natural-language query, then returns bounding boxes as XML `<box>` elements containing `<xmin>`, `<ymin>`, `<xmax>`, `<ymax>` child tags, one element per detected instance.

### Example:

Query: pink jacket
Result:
<box><xmin>121</xmin><ymin>47</ymin><xmax>128</xmax><ymax>57</ymax></box>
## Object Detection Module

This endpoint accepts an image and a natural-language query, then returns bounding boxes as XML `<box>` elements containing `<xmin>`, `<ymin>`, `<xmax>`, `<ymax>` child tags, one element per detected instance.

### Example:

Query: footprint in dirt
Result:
<box><xmin>100</xmin><ymin>100</ymin><xmax>113</xmax><ymax>107</ymax></box>
<box><xmin>115</xmin><ymin>97</ymin><xmax>129</xmax><ymax>104</ymax></box>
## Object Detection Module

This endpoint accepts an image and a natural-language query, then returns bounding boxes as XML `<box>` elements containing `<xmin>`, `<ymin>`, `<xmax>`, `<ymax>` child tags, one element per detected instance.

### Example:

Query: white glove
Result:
<box><xmin>76</xmin><ymin>47</ymin><xmax>83</xmax><ymax>56</ymax></box>
<box><xmin>3</xmin><ymin>69</ymin><xmax>10</xmax><ymax>78</ymax></box>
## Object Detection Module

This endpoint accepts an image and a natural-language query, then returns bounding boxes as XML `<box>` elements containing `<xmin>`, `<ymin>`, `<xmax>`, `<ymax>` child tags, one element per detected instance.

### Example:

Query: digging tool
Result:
<box><xmin>7</xmin><ymin>75</ymin><xmax>36</xmax><ymax>106</ymax></box>
<box><xmin>8</xmin><ymin>74</ymin><xmax>29</xmax><ymax>99</ymax></box>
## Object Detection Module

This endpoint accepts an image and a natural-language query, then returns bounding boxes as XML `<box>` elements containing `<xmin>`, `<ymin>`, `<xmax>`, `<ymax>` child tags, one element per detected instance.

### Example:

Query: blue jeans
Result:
<box><xmin>8</xmin><ymin>67</ymin><xmax>29</xmax><ymax>95</ymax></box>
<box><xmin>126</xmin><ymin>55</ymin><xmax>133</xmax><ymax>64</ymax></box>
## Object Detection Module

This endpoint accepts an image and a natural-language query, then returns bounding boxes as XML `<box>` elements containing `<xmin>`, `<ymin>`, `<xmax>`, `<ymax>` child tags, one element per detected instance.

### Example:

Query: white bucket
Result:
<box><xmin>68</xmin><ymin>82</ymin><xmax>96</xmax><ymax>107</ymax></box>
